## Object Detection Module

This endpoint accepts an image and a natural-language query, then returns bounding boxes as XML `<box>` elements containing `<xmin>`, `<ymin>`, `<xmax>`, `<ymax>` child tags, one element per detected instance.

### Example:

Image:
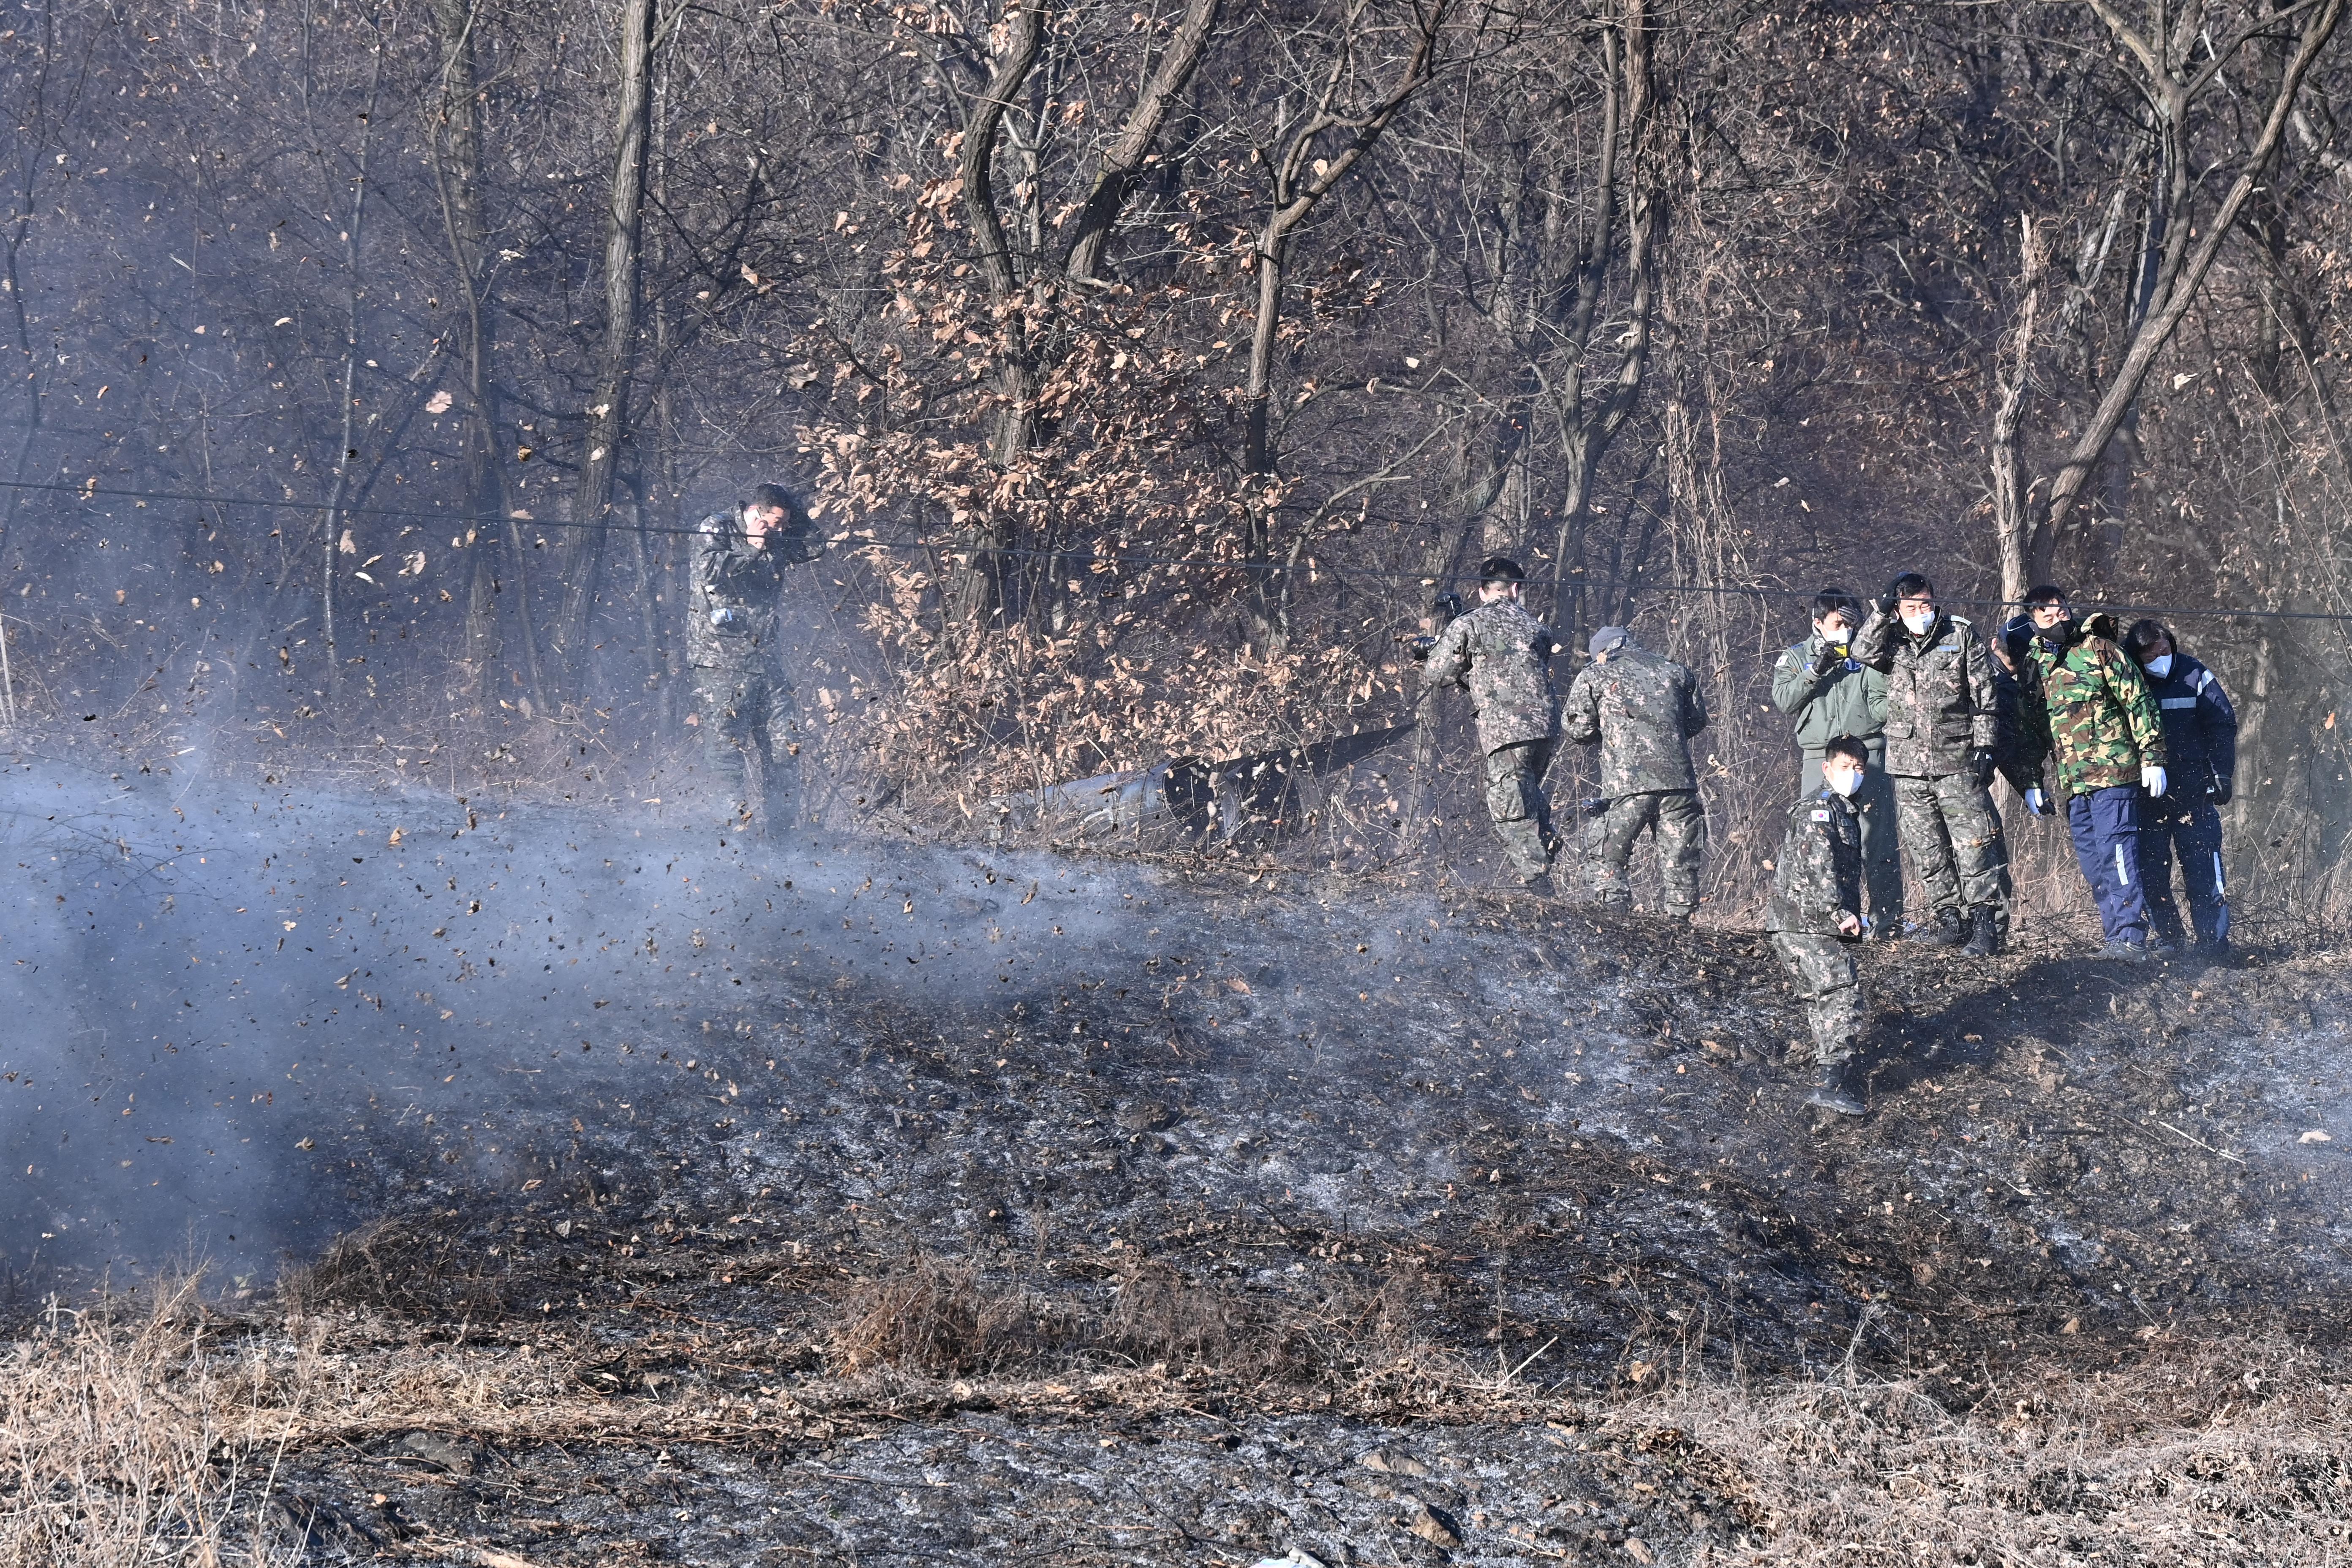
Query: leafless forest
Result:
<box><xmin>5</xmin><ymin>0</ymin><xmax>2352</xmax><ymax>912</ymax></box>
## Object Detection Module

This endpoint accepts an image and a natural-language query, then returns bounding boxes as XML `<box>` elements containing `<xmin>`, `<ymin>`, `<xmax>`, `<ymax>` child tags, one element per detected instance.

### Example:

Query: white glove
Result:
<box><xmin>2024</xmin><ymin>787</ymin><xmax>2049</xmax><ymax>815</ymax></box>
<box><xmin>2142</xmin><ymin>764</ymin><xmax>2168</xmax><ymax>799</ymax></box>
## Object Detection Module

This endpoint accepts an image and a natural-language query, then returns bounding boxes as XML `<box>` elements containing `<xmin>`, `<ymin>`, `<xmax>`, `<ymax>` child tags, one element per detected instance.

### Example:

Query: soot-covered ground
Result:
<box><xmin>8</xmin><ymin>747</ymin><xmax>2352</xmax><ymax>1564</ymax></box>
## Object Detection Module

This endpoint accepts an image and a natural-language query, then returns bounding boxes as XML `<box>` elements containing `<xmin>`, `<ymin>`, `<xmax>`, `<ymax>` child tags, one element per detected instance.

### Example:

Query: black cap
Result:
<box><xmin>1478</xmin><ymin>556</ymin><xmax>1526</xmax><ymax>584</ymax></box>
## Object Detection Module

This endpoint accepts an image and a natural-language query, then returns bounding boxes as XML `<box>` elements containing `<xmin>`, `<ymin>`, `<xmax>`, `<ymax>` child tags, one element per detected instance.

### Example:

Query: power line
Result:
<box><xmin>1</xmin><ymin>474</ymin><xmax>2345</xmax><ymax>628</ymax></box>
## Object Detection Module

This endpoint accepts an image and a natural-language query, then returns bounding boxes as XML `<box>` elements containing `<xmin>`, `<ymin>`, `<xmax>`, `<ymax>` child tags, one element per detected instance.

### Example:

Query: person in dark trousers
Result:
<box><xmin>2017</xmin><ymin>586</ymin><xmax>2168</xmax><ymax>961</ymax></box>
<box><xmin>1770</xmin><ymin>587</ymin><xmax>1900</xmax><ymax>936</ymax></box>
<box><xmin>2124</xmin><ymin>619</ymin><xmax>2238</xmax><ymax>956</ymax></box>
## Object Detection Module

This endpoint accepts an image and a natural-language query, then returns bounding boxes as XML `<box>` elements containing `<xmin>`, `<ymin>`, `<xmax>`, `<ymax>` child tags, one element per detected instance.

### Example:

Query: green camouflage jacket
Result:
<box><xmin>1851</xmin><ymin>607</ymin><xmax>1998</xmax><ymax>778</ymax></box>
<box><xmin>1421</xmin><ymin>597</ymin><xmax>1560</xmax><ymax>754</ymax></box>
<box><xmin>1561</xmin><ymin>643</ymin><xmax>1708</xmax><ymax>795</ymax></box>
<box><xmin>2021</xmin><ymin>618</ymin><xmax>2165</xmax><ymax>795</ymax></box>
<box><xmin>686</xmin><ymin>506</ymin><xmax>821</xmax><ymax>668</ymax></box>
<box><xmin>1765</xmin><ymin>787</ymin><xmax>1862</xmax><ymax>936</ymax></box>
<box><xmin>1770</xmin><ymin>633</ymin><xmax>1888</xmax><ymax>754</ymax></box>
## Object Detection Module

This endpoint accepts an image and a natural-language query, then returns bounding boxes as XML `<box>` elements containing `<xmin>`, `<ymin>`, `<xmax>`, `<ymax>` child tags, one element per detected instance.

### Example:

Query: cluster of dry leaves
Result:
<box><xmin>800</xmin><ymin>165</ymin><xmax>1408</xmax><ymax>805</ymax></box>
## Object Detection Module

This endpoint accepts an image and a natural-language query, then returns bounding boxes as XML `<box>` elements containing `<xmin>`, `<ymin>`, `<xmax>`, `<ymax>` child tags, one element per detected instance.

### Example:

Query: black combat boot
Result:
<box><xmin>1916</xmin><ymin>907</ymin><xmax>1967</xmax><ymax>949</ymax></box>
<box><xmin>1805</xmin><ymin>1061</ymin><xmax>1867</xmax><ymax>1117</ymax></box>
<box><xmin>1962</xmin><ymin>906</ymin><xmax>2001</xmax><ymax>958</ymax></box>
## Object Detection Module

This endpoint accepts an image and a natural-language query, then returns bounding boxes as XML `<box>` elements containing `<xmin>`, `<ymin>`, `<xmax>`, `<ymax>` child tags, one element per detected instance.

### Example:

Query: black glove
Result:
<box><xmin>2210</xmin><ymin>776</ymin><xmax>2233</xmax><ymax>805</ymax></box>
<box><xmin>1810</xmin><ymin>641</ymin><xmax>1844</xmax><ymax>676</ymax></box>
<box><xmin>1407</xmin><ymin>635</ymin><xmax>1436</xmax><ymax>663</ymax></box>
<box><xmin>1581</xmin><ymin>796</ymin><xmax>1612</xmax><ymax>819</ymax></box>
<box><xmin>1969</xmin><ymin>746</ymin><xmax>1997</xmax><ymax>788</ymax></box>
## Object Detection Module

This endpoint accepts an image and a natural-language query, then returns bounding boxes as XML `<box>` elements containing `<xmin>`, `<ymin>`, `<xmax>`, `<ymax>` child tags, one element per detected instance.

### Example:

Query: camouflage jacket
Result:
<box><xmin>2021</xmin><ymin>617</ymin><xmax>2165</xmax><ymax>796</ymax></box>
<box><xmin>686</xmin><ymin>506</ymin><xmax>820</xmax><ymax>668</ymax></box>
<box><xmin>1764</xmin><ymin>786</ymin><xmax>1862</xmax><ymax>936</ymax></box>
<box><xmin>1560</xmin><ymin>644</ymin><xmax>1708</xmax><ymax>795</ymax></box>
<box><xmin>1421</xmin><ymin>597</ymin><xmax>1560</xmax><ymax>753</ymax></box>
<box><xmin>1770</xmin><ymin>633</ymin><xmax>1887</xmax><ymax>754</ymax></box>
<box><xmin>1851</xmin><ymin>607</ymin><xmax>1998</xmax><ymax>778</ymax></box>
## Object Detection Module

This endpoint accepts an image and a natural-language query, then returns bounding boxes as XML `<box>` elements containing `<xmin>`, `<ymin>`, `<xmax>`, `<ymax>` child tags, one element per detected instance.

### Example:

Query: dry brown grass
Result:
<box><xmin>1620</xmin><ymin>1342</ymin><xmax>2352</xmax><ymax>1563</ymax></box>
<box><xmin>0</xmin><ymin>1277</ymin><xmax>311</xmax><ymax>1568</ymax></box>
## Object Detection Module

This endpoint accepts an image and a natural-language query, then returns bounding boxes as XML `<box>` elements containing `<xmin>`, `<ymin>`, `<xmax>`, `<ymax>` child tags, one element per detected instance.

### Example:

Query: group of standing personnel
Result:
<box><xmin>1423</xmin><ymin>558</ymin><xmax>2239</xmax><ymax>1119</ymax></box>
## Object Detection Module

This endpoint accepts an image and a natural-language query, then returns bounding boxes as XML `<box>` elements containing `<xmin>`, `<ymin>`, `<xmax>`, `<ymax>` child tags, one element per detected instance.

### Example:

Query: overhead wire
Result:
<box><xmin>0</xmin><ymin>473</ymin><xmax>2341</xmax><ymax>627</ymax></box>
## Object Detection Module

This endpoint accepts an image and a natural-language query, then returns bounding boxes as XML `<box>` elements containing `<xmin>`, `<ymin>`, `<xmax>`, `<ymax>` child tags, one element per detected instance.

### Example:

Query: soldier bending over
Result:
<box><xmin>1562</xmin><ymin>625</ymin><xmax>1710</xmax><ymax>918</ymax></box>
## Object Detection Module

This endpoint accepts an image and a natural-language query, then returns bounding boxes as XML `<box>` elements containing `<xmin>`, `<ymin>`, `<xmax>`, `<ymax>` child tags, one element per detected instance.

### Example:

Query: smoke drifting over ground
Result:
<box><xmin>14</xmin><ymin>742</ymin><xmax>2352</xmax><ymax>1561</ymax></box>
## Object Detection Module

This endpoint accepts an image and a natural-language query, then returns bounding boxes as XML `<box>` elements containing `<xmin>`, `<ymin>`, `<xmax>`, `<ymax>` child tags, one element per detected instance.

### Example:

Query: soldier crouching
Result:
<box><xmin>1765</xmin><ymin>734</ymin><xmax>1873</xmax><ymax>1117</ymax></box>
<box><xmin>689</xmin><ymin>482</ymin><xmax>823</xmax><ymax>835</ymax></box>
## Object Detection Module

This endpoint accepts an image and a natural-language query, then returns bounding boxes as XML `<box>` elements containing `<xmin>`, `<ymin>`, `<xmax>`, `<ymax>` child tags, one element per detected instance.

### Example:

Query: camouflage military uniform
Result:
<box><xmin>1423</xmin><ymin>598</ymin><xmax>1561</xmax><ymax>880</ymax></box>
<box><xmin>689</xmin><ymin>504</ymin><xmax>822</xmax><ymax>831</ymax></box>
<box><xmin>2022</xmin><ymin>615</ymin><xmax>2167</xmax><ymax>945</ymax></box>
<box><xmin>1770</xmin><ymin>633</ymin><xmax>1900</xmax><ymax>930</ymax></box>
<box><xmin>1851</xmin><ymin>607</ymin><xmax>2012</xmax><ymax>939</ymax></box>
<box><xmin>1765</xmin><ymin>786</ymin><xmax>1866</xmax><ymax>1066</ymax></box>
<box><xmin>1560</xmin><ymin>643</ymin><xmax>1708</xmax><ymax>915</ymax></box>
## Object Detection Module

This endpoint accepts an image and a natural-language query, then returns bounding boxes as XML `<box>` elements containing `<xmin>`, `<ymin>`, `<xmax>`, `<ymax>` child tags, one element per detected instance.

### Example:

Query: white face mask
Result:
<box><xmin>2145</xmin><ymin>653</ymin><xmax>2174</xmax><ymax>679</ymax></box>
<box><xmin>1901</xmin><ymin>608</ymin><xmax>1936</xmax><ymax>636</ymax></box>
<box><xmin>1816</xmin><ymin>623</ymin><xmax>1850</xmax><ymax>651</ymax></box>
<box><xmin>1826</xmin><ymin>766</ymin><xmax>1864</xmax><ymax>798</ymax></box>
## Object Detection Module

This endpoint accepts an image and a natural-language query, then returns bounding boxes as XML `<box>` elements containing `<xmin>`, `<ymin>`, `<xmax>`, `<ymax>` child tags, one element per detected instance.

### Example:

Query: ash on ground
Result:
<box><xmin>8</xmin><ymin>751</ymin><xmax>2350</xmax><ymax>1565</ymax></box>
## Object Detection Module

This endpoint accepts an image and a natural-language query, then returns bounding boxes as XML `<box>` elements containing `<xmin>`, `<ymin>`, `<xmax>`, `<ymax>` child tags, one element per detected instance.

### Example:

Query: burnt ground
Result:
<box><xmin>8</xmin><ymin>748</ymin><xmax>2352</xmax><ymax>1563</ymax></box>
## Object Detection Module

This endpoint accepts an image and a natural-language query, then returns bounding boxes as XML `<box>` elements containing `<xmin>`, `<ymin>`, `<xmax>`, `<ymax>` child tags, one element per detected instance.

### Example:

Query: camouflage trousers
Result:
<box><xmin>1769</xmin><ymin>932</ymin><xmax>1864</xmax><ymax>1067</ymax></box>
<box><xmin>1482</xmin><ymin>737</ymin><xmax>1559</xmax><ymax>881</ymax></box>
<box><xmin>1586</xmin><ymin>789</ymin><xmax>1705</xmax><ymax>915</ymax></box>
<box><xmin>693</xmin><ymin>662</ymin><xmax>803</xmax><ymax>834</ymax></box>
<box><xmin>1893</xmin><ymin>771</ymin><xmax>2011</xmax><ymax>936</ymax></box>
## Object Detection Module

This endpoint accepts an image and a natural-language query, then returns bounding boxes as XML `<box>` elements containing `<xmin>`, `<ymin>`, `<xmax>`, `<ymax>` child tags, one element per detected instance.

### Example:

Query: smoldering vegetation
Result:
<box><xmin>11</xmin><ymin>734</ymin><xmax>2352</xmax><ymax>1561</ymax></box>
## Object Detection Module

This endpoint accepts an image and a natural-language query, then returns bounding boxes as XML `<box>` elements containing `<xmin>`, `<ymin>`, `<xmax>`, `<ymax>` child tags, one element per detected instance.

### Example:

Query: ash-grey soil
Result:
<box><xmin>8</xmin><ymin>749</ymin><xmax>2351</xmax><ymax>1564</ymax></box>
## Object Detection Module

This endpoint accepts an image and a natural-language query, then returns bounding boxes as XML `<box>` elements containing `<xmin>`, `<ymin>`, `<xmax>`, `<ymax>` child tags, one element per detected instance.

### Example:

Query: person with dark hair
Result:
<box><xmin>1561</xmin><ymin>622</ymin><xmax>1710</xmax><ymax>918</ymax></box>
<box><xmin>2124</xmin><ymin>618</ymin><xmax>2238</xmax><ymax>955</ymax></box>
<box><xmin>1851</xmin><ymin>572</ymin><xmax>2013</xmax><ymax>954</ymax></box>
<box><xmin>2017</xmin><ymin>587</ymin><xmax>2168</xmax><ymax>960</ymax></box>
<box><xmin>689</xmin><ymin>483</ymin><xmax>824</xmax><ymax>835</ymax></box>
<box><xmin>1420</xmin><ymin>556</ymin><xmax>1563</xmax><ymax>886</ymax></box>
<box><xmin>1765</xmin><ymin>733</ymin><xmax>1874</xmax><ymax>1116</ymax></box>
<box><xmin>1771</xmin><ymin>585</ymin><xmax>1898</xmax><ymax>934</ymax></box>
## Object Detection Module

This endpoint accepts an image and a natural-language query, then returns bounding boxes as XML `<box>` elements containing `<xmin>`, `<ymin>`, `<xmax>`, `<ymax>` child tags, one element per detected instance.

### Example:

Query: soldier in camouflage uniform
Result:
<box><xmin>1770</xmin><ymin>586</ymin><xmax>1899</xmax><ymax>934</ymax></box>
<box><xmin>1560</xmin><ymin>625</ymin><xmax>1709</xmax><ymax>918</ymax></box>
<box><xmin>2017</xmin><ymin>587</ymin><xmax>2169</xmax><ymax>960</ymax></box>
<box><xmin>1419</xmin><ymin>557</ymin><xmax>1562</xmax><ymax>885</ymax></box>
<box><xmin>1765</xmin><ymin>734</ymin><xmax>1873</xmax><ymax>1116</ymax></box>
<box><xmin>1851</xmin><ymin>572</ymin><xmax>2013</xmax><ymax>956</ymax></box>
<box><xmin>689</xmin><ymin>482</ymin><xmax>823</xmax><ymax>835</ymax></box>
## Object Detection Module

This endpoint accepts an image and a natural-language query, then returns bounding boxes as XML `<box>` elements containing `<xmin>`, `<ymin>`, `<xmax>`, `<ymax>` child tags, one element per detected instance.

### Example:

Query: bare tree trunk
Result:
<box><xmin>0</xmin><ymin>0</ymin><xmax>58</xmax><ymax>729</ymax></box>
<box><xmin>1988</xmin><ymin>214</ymin><xmax>2048</xmax><ymax>603</ymax></box>
<box><xmin>942</xmin><ymin>0</ymin><xmax>1051</xmax><ymax>632</ymax></box>
<box><xmin>1239</xmin><ymin>0</ymin><xmax>1448</xmax><ymax>644</ymax></box>
<box><xmin>429</xmin><ymin>0</ymin><xmax>547</xmax><ymax>714</ymax></box>
<box><xmin>2032</xmin><ymin>0</ymin><xmax>2348</xmax><ymax>578</ymax></box>
<box><xmin>557</xmin><ymin>0</ymin><xmax>659</xmax><ymax>693</ymax></box>
<box><xmin>1063</xmin><ymin>0</ymin><xmax>1221</xmax><ymax>282</ymax></box>
<box><xmin>1542</xmin><ymin>0</ymin><xmax>1655</xmax><ymax>640</ymax></box>
<box><xmin>320</xmin><ymin>29</ymin><xmax>387</xmax><ymax>712</ymax></box>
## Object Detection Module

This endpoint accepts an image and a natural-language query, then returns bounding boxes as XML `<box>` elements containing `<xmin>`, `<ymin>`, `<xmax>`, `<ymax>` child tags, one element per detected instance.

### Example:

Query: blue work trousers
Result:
<box><xmin>2066</xmin><ymin>785</ymin><xmax>2149</xmax><ymax>944</ymax></box>
<box><xmin>2140</xmin><ymin>795</ymin><xmax>2229</xmax><ymax>946</ymax></box>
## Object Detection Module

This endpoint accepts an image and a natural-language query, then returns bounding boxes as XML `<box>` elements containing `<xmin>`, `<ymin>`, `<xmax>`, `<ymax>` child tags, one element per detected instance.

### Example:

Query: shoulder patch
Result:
<box><xmin>1810</xmin><ymin>808</ymin><xmax>1832</xmax><ymax>822</ymax></box>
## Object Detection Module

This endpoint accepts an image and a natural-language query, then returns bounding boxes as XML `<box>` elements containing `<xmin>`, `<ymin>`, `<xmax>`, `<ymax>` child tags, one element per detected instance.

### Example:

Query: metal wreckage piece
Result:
<box><xmin>984</xmin><ymin>724</ymin><xmax>1416</xmax><ymax>846</ymax></box>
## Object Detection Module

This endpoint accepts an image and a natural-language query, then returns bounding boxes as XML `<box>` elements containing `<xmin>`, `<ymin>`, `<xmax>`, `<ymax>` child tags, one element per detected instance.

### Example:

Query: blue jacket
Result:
<box><xmin>2142</xmin><ymin>653</ymin><xmax>2237</xmax><ymax>800</ymax></box>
